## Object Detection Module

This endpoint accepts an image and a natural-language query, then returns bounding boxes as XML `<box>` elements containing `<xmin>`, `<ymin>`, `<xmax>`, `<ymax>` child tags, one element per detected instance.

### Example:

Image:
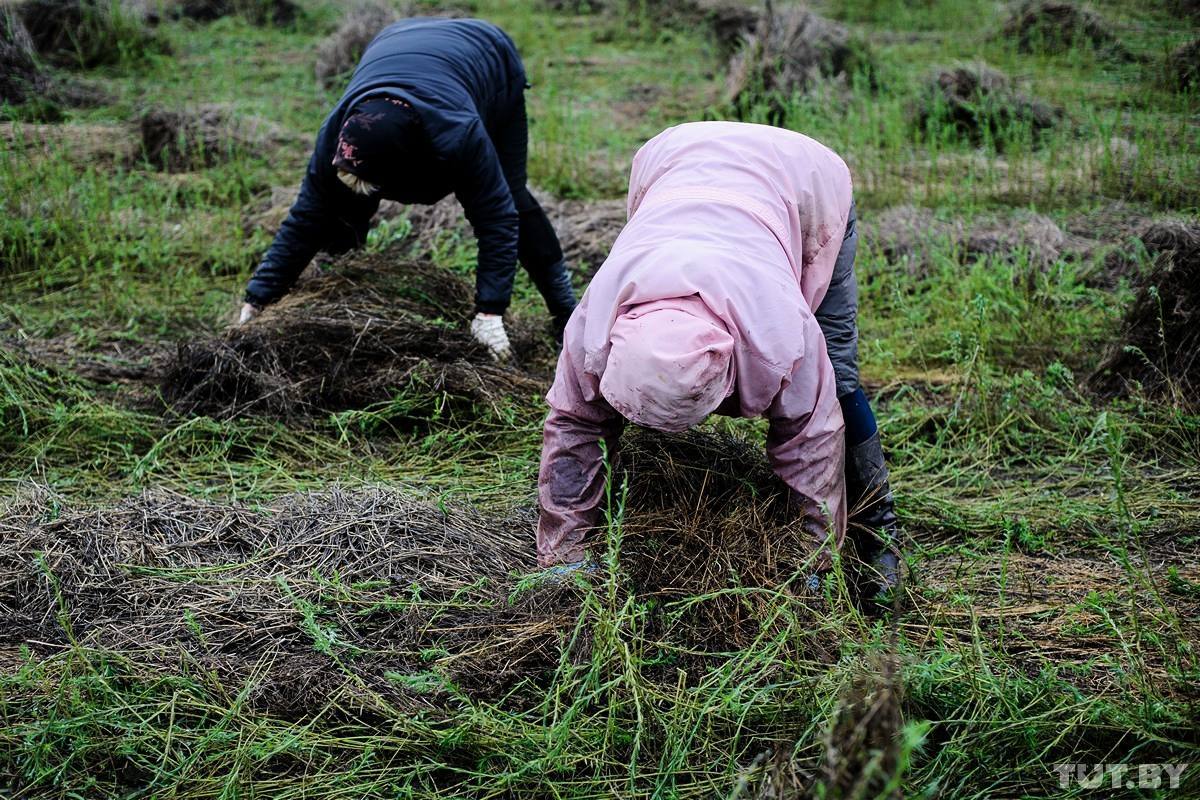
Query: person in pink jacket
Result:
<box><xmin>537</xmin><ymin>121</ymin><xmax>901</xmax><ymax>596</ymax></box>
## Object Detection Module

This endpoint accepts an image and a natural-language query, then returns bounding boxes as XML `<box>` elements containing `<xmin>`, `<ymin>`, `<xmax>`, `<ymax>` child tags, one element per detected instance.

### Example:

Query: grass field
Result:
<box><xmin>1</xmin><ymin>0</ymin><xmax>1198</xmax><ymax>797</ymax></box>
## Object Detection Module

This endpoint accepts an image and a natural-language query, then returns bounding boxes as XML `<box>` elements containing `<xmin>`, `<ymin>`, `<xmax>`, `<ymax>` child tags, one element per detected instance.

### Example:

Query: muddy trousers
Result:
<box><xmin>814</xmin><ymin>201</ymin><xmax>901</xmax><ymax>590</ymax></box>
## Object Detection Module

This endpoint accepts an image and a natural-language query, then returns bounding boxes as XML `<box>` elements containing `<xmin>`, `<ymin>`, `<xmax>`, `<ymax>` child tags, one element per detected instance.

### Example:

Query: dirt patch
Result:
<box><xmin>137</xmin><ymin>105</ymin><xmax>292</xmax><ymax>171</ymax></box>
<box><xmin>1089</xmin><ymin>222</ymin><xmax>1200</xmax><ymax>407</ymax></box>
<box><xmin>913</xmin><ymin>63</ymin><xmax>1062</xmax><ymax>149</ymax></box>
<box><xmin>161</xmin><ymin>248</ymin><xmax>552</xmax><ymax>420</ymax></box>
<box><xmin>727</xmin><ymin>5</ymin><xmax>873</xmax><ymax>116</ymax></box>
<box><xmin>541</xmin><ymin>193</ymin><xmax>626</xmax><ymax>279</ymax></box>
<box><xmin>1001</xmin><ymin>1</ymin><xmax>1132</xmax><ymax>59</ymax></box>
<box><xmin>243</xmin><ymin>183</ymin><xmax>405</xmax><ymax>238</ymax></box>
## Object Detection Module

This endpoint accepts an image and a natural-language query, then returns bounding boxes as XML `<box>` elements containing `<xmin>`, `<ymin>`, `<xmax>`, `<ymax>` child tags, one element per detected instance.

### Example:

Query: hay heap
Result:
<box><xmin>0</xmin><ymin>487</ymin><xmax>579</xmax><ymax>714</ymax></box>
<box><xmin>175</xmin><ymin>0</ymin><xmax>299</xmax><ymax>26</ymax></box>
<box><xmin>864</xmin><ymin>206</ymin><xmax>964</xmax><ymax>276</ymax></box>
<box><xmin>314</xmin><ymin>2</ymin><xmax>397</xmax><ymax>90</ymax></box>
<box><xmin>161</xmin><ymin>249</ymin><xmax>550</xmax><ymax>420</ymax></box>
<box><xmin>1</xmin><ymin>5</ymin><xmax>109</xmax><ymax>116</ymax></box>
<box><xmin>12</xmin><ymin>0</ymin><xmax>166</xmax><ymax>67</ymax></box>
<box><xmin>1168</xmin><ymin>38</ymin><xmax>1198</xmax><ymax>91</ymax></box>
<box><xmin>616</xmin><ymin>429</ymin><xmax>838</xmax><ymax>650</ymax></box>
<box><xmin>963</xmin><ymin>209</ymin><xmax>1079</xmax><ymax>269</ymax></box>
<box><xmin>2</xmin><ymin>429</ymin><xmax>837</xmax><ymax>715</ymax></box>
<box><xmin>863</xmin><ymin>206</ymin><xmax>1090</xmax><ymax>279</ymax></box>
<box><xmin>669</xmin><ymin>0</ymin><xmax>760</xmax><ymax>54</ymax></box>
<box><xmin>1</xmin><ymin>7</ymin><xmax>41</xmax><ymax>105</ymax></box>
<box><xmin>137</xmin><ymin>105</ymin><xmax>289</xmax><ymax>171</ymax></box>
<box><xmin>727</xmin><ymin>5</ymin><xmax>872</xmax><ymax>114</ymax></box>
<box><xmin>1001</xmin><ymin>0</ymin><xmax>1129</xmax><ymax>58</ymax></box>
<box><xmin>313</xmin><ymin>1</ymin><xmax>474</xmax><ymax>88</ymax></box>
<box><xmin>1090</xmin><ymin>222</ymin><xmax>1200</xmax><ymax>407</ymax></box>
<box><xmin>914</xmin><ymin>63</ymin><xmax>1062</xmax><ymax>148</ymax></box>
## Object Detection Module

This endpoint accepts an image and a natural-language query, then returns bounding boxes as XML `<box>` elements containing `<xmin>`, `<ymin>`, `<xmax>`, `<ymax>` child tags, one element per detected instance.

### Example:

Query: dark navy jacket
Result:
<box><xmin>245</xmin><ymin>18</ymin><xmax>527</xmax><ymax>312</ymax></box>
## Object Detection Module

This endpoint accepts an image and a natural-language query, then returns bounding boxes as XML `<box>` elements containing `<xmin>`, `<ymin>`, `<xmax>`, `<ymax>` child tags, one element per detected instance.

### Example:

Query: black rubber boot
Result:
<box><xmin>846</xmin><ymin>432</ymin><xmax>902</xmax><ymax>602</ymax></box>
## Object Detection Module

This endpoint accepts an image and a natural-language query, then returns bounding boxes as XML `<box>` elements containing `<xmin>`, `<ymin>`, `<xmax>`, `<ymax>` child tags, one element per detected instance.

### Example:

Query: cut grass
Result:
<box><xmin>0</xmin><ymin>0</ymin><xmax>1198</xmax><ymax>797</ymax></box>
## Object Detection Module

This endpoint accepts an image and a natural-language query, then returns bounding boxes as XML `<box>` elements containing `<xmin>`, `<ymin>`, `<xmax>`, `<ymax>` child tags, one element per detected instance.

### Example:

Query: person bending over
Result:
<box><xmin>536</xmin><ymin>121</ymin><xmax>901</xmax><ymax>597</ymax></box>
<box><xmin>238</xmin><ymin>18</ymin><xmax>577</xmax><ymax>359</ymax></box>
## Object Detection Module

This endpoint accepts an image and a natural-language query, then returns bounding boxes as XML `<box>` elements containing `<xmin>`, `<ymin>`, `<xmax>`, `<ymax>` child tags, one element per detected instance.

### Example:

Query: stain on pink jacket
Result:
<box><xmin>537</xmin><ymin>121</ymin><xmax>853</xmax><ymax>568</ymax></box>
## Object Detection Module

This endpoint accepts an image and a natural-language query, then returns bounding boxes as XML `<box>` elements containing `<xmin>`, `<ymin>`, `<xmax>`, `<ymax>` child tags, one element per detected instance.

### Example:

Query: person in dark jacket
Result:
<box><xmin>238</xmin><ymin>18</ymin><xmax>578</xmax><ymax>359</ymax></box>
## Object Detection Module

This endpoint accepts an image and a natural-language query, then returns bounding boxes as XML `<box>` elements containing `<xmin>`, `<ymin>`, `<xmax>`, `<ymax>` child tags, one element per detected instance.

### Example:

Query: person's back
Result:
<box><xmin>570</xmin><ymin>121</ymin><xmax>854</xmax><ymax>423</ymax></box>
<box><xmin>347</xmin><ymin>19</ymin><xmax>525</xmax><ymax>144</ymax></box>
<box><xmin>239</xmin><ymin>17</ymin><xmax>578</xmax><ymax>356</ymax></box>
<box><xmin>540</xmin><ymin>122</ymin><xmax>852</xmax><ymax>570</ymax></box>
<box><xmin>625</xmin><ymin>121</ymin><xmax>853</xmax><ymax>307</ymax></box>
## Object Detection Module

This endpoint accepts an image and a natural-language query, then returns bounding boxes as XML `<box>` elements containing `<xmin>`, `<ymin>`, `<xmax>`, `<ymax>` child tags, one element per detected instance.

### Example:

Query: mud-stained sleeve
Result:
<box><xmin>537</xmin><ymin>347</ymin><xmax>624</xmax><ymax>567</ymax></box>
<box><xmin>764</xmin><ymin>311</ymin><xmax>847</xmax><ymax>572</ymax></box>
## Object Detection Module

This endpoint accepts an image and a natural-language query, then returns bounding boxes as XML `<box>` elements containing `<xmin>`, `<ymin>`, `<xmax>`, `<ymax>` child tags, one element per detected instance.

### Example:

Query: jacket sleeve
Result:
<box><xmin>537</xmin><ymin>341</ymin><xmax>625</xmax><ymax>567</ymax></box>
<box><xmin>244</xmin><ymin>139</ymin><xmax>379</xmax><ymax>307</ymax></box>
<box><xmin>453</xmin><ymin>118</ymin><xmax>520</xmax><ymax>315</ymax></box>
<box><xmin>765</xmin><ymin>311</ymin><xmax>847</xmax><ymax>572</ymax></box>
<box><xmin>812</xmin><ymin>204</ymin><xmax>860</xmax><ymax>398</ymax></box>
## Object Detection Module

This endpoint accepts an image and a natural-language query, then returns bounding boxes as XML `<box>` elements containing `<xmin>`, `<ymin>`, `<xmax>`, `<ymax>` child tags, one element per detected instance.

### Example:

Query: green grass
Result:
<box><xmin>1</xmin><ymin>0</ymin><xmax>1199</xmax><ymax>797</ymax></box>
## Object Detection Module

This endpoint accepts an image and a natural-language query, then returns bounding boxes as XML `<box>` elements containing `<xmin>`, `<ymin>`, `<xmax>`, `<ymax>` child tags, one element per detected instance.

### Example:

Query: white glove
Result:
<box><xmin>471</xmin><ymin>312</ymin><xmax>512</xmax><ymax>362</ymax></box>
<box><xmin>238</xmin><ymin>302</ymin><xmax>261</xmax><ymax>325</ymax></box>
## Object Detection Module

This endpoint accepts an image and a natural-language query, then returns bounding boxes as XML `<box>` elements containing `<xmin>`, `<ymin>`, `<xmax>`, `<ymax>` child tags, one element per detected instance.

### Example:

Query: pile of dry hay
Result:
<box><xmin>161</xmin><ymin>248</ymin><xmax>552</xmax><ymax>420</ymax></box>
<box><xmin>172</xmin><ymin>0</ymin><xmax>299</xmax><ymax>26</ymax></box>
<box><xmin>1168</xmin><ymin>38</ymin><xmax>1198</xmax><ymax>92</ymax></box>
<box><xmin>8</xmin><ymin>0</ymin><xmax>167</xmax><ymax>68</ymax></box>
<box><xmin>1</xmin><ymin>7</ymin><xmax>45</xmax><ymax>106</ymax></box>
<box><xmin>542</xmin><ymin>0</ymin><xmax>758</xmax><ymax>52</ymax></box>
<box><xmin>914</xmin><ymin>63</ymin><xmax>1062</xmax><ymax>148</ymax></box>
<box><xmin>542</xmin><ymin>0</ymin><xmax>870</xmax><ymax>115</ymax></box>
<box><xmin>1001</xmin><ymin>0</ymin><xmax>1132</xmax><ymax>59</ymax></box>
<box><xmin>314</xmin><ymin>2</ymin><xmax>397</xmax><ymax>90</ymax></box>
<box><xmin>1</xmin><ymin>429</ymin><xmax>837</xmax><ymax>715</ymax></box>
<box><xmin>1</xmin><ymin>6</ymin><xmax>108</xmax><ymax>117</ymax></box>
<box><xmin>0</xmin><ymin>487</ymin><xmax>581</xmax><ymax>716</ymax></box>
<box><xmin>863</xmin><ymin>205</ymin><xmax>1095</xmax><ymax>280</ymax></box>
<box><xmin>1089</xmin><ymin>222</ymin><xmax>1200</xmax><ymax>407</ymax></box>
<box><xmin>314</xmin><ymin>1</ymin><xmax>472</xmax><ymax>90</ymax></box>
<box><xmin>726</xmin><ymin>4</ymin><xmax>874</xmax><ymax>116</ymax></box>
<box><xmin>137</xmin><ymin>105</ymin><xmax>292</xmax><ymax>171</ymax></box>
<box><xmin>615</xmin><ymin>429</ymin><xmax>842</xmax><ymax>652</ymax></box>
